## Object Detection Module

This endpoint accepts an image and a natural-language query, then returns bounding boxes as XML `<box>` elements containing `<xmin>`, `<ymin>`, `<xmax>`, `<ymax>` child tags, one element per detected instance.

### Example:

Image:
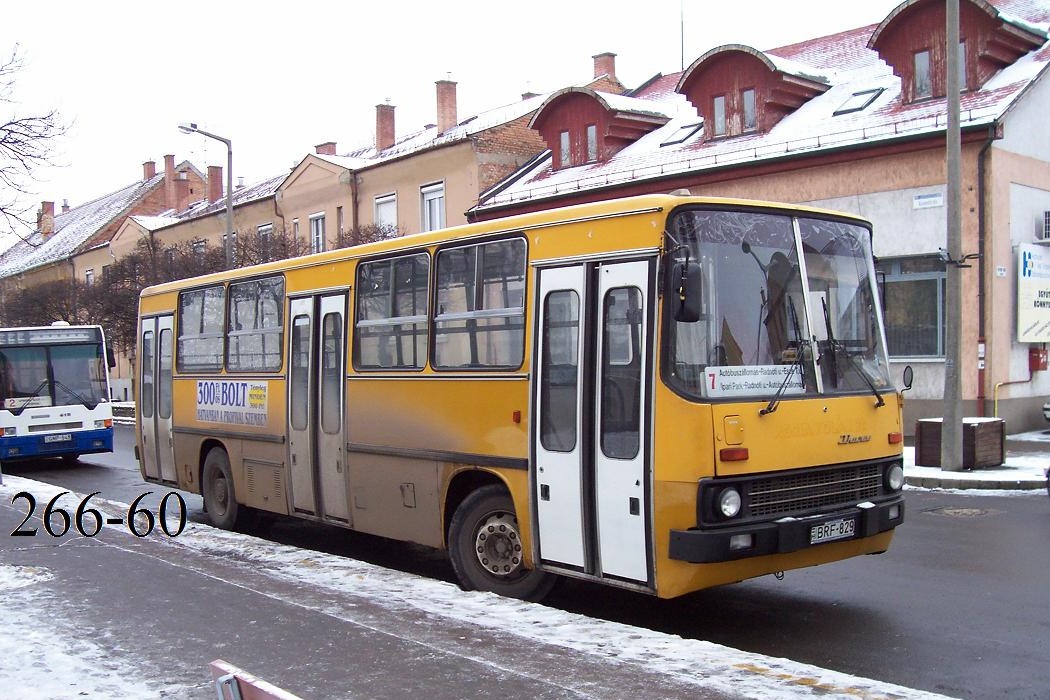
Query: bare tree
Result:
<box><xmin>0</xmin><ymin>45</ymin><xmax>67</xmax><ymax>242</ymax></box>
<box><xmin>333</xmin><ymin>222</ymin><xmax>399</xmax><ymax>250</ymax></box>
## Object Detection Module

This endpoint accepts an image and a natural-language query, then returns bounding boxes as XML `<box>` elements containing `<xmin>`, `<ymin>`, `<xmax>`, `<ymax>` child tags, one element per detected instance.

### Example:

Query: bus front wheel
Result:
<box><xmin>448</xmin><ymin>485</ymin><xmax>556</xmax><ymax>602</ymax></box>
<box><xmin>202</xmin><ymin>447</ymin><xmax>242</xmax><ymax>530</ymax></box>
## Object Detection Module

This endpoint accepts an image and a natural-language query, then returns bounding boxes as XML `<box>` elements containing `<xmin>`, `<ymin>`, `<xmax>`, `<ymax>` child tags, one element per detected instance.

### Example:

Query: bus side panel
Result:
<box><xmin>346</xmin><ymin>454</ymin><xmax>442</xmax><ymax>548</ymax></box>
<box><xmin>346</xmin><ymin>375</ymin><xmax>530</xmax><ymax>550</ymax></box>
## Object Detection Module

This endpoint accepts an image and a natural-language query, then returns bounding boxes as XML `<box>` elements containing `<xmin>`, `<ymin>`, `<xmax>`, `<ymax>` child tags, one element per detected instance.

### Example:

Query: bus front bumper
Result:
<box><xmin>1</xmin><ymin>427</ymin><xmax>114</xmax><ymax>461</ymax></box>
<box><xmin>668</xmin><ymin>496</ymin><xmax>905</xmax><ymax>564</ymax></box>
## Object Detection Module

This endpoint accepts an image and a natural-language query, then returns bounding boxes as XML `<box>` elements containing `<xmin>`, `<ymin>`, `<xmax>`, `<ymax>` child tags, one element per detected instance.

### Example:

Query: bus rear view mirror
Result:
<box><xmin>670</xmin><ymin>260</ymin><xmax>702</xmax><ymax>323</ymax></box>
<box><xmin>107</xmin><ymin>347</ymin><xmax>116</xmax><ymax>369</ymax></box>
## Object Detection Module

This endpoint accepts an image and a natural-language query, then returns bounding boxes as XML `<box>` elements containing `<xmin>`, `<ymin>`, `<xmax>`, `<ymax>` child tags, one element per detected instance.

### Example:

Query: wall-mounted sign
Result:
<box><xmin>1017</xmin><ymin>243</ymin><xmax>1050</xmax><ymax>342</ymax></box>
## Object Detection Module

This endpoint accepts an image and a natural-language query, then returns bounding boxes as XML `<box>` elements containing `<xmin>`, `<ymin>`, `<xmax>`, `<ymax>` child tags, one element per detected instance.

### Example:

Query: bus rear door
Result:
<box><xmin>139</xmin><ymin>315</ymin><xmax>176</xmax><ymax>483</ymax></box>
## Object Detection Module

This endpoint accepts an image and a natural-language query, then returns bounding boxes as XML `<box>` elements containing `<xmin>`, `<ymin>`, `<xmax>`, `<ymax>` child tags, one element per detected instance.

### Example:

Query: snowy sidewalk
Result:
<box><xmin>903</xmin><ymin>431</ymin><xmax>1049</xmax><ymax>491</ymax></box>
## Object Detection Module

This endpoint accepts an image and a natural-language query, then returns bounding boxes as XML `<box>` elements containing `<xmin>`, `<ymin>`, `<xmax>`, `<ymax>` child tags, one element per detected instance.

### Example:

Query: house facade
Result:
<box><xmin>471</xmin><ymin>0</ymin><xmax>1050</xmax><ymax>433</ymax></box>
<box><xmin>0</xmin><ymin>155</ymin><xmax>205</xmax><ymax>398</ymax></box>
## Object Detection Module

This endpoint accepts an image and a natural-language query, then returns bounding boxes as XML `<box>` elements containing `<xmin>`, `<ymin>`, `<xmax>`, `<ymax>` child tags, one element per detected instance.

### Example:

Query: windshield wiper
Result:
<box><xmin>54</xmin><ymin>379</ymin><xmax>99</xmax><ymax>409</ymax></box>
<box><xmin>821</xmin><ymin>297</ymin><xmax>884</xmax><ymax>408</ymax></box>
<box><xmin>761</xmin><ymin>297</ymin><xmax>806</xmax><ymax>416</ymax></box>
<box><xmin>7</xmin><ymin>380</ymin><xmax>49</xmax><ymax>416</ymax></box>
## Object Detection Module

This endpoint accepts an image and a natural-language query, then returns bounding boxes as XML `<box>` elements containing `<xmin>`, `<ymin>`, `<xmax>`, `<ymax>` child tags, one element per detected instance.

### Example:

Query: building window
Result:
<box><xmin>660</xmin><ymin>122</ymin><xmax>703</xmax><ymax>147</ymax></box>
<box><xmin>586</xmin><ymin>124</ymin><xmax>597</xmax><ymax>162</ymax></box>
<box><xmin>337</xmin><ymin>206</ymin><xmax>344</xmax><ymax>239</ymax></box>
<box><xmin>712</xmin><ymin>95</ymin><xmax>727</xmax><ymax>137</ymax></box>
<box><xmin>192</xmin><ymin>239</ymin><xmax>206</xmax><ymax>255</ymax></box>
<box><xmin>223</xmin><ymin>231</ymin><xmax>238</xmax><ymax>265</ymax></box>
<box><xmin>742</xmin><ymin>89</ymin><xmax>756</xmax><ymax>132</ymax></box>
<box><xmin>834</xmin><ymin>88</ymin><xmax>885</xmax><ymax>116</ymax></box>
<box><xmin>375</xmin><ymin>193</ymin><xmax>397</xmax><ymax>229</ymax></box>
<box><xmin>101</xmin><ymin>264</ymin><xmax>111</xmax><ymax>280</ymax></box>
<box><xmin>257</xmin><ymin>223</ymin><xmax>273</xmax><ymax>261</ymax></box>
<box><xmin>559</xmin><ymin>130</ymin><xmax>570</xmax><ymax>168</ymax></box>
<box><xmin>957</xmin><ymin>41</ymin><xmax>967</xmax><ymax>90</ymax></box>
<box><xmin>310</xmin><ymin>213</ymin><xmax>325</xmax><ymax>253</ymax></box>
<box><xmin>293</xmin><ymin>218</ymin><xmax>300</xmax><ymax>241</ymax></box>
<box><xmin>876</xmin><ymin>256</ymin><xmax>945</xmax><ymax>357</ymax></box>
<box><xmin>421</xmin><ymin>182</ymin><xmax>445</xmax><ymax>232</ymax></box>
<box><xmin>914</xmin><ymin>50</ymin><xmax>932</xmax><ymax>100</ymax></box>
<box><xmin>84</xmin><ymin>269</ymin><xmax>94</xmax><ymax>286</ymax></box>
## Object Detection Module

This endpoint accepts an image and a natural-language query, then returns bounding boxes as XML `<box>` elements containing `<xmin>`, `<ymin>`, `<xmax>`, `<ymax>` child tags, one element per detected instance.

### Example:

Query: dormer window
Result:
<box><xmin>868</xmin><ymin>2</ymin><xmax>1045</xmax><ymax>106</ymax></box>
<box><xmin>559</xmin><ymin>131</ymin><xmax>570</xmax><ymax>168</ymax></box>
<box><xmin>712</xmin><ymin>95</ymin><xmax>727</xmax><ymax>137</ymax></box>
<box><xmin>586</xmin><ymin>124</ymin><xmax>598</xmax><ymax>162</ymax></box>
<box><xmin>914</xmin><ymin>50</ymin><xmax>932</xmax><ymax>100</ymax></box>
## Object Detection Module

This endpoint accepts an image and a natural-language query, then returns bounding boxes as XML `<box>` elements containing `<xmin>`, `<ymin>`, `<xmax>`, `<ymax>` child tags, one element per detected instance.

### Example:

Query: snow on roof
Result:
<box><xmin>476</xmin><ymin>0</ymin><xmax>1050</xmax><ymax>213</ymax></box>
<box><xmin>162</xmin><ymin>172</ymin><xmax>287</xmax><ymax>228</ymax></box>
<box><xmin>0</xmin><ymin>174</ymin><xmax>164</xmax><ymax>277</ymax></box>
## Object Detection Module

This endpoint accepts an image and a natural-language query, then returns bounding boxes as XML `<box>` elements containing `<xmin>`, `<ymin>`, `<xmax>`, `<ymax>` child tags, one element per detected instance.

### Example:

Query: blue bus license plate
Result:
<box><xmin>810</xmin><ymin>518</ymin><xmax>856</xmax><ymax>544</ymax></box>
<box><xmin>43</xmin><ymin>433</ymin><xmax>72</xmax><ymax>443</ymax></box>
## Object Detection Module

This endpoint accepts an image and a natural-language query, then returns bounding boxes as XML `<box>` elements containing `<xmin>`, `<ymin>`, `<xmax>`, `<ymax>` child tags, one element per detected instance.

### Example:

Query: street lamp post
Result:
<box><xmin>178</xmin><ymin>122</ymin><xmax>234</xmax><ymax>269</ymax></box>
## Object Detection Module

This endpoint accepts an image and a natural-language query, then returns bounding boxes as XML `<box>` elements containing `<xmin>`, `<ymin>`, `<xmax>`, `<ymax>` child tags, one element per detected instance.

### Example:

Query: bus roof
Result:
<box><xmin>139</xmin><ymin>193</ymin><xmax>870</xmax><ymax>299</ymax></box>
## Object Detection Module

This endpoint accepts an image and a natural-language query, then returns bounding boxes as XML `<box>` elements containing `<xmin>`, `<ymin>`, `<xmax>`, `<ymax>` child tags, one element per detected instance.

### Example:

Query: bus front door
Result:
<box><xmin>139</xmin><ymin>315</ymin><xmax>176</xmax><ymax>484</ymax></box>
<box><xmin>287</xmin><ymin>294</ymin><xmax>351</xmax><ymax>524</ymax></box>
<box><xmin>534</xmin><ymin>259</ymin><xmax>653</xmax><ymax>586</ymax></box>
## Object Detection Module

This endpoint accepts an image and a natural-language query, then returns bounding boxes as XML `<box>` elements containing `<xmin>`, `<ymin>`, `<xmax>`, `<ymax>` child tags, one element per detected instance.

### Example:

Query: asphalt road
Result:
<box><xmin>4</xmin><ymin>425</ymin><xmax>1048</xmax><ymax>699</ymax></box>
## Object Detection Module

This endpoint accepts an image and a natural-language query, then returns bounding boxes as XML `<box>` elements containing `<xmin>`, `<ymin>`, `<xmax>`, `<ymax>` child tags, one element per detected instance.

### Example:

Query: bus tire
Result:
<box><xmin>448</xmin><ymin>485</ymin><xmax>556</xmax><ymax>602</ymax></box>
<box><xmin>202</xmin><ymin>447</ymin><xmax>242</xmax><ymax>530</ymax></box>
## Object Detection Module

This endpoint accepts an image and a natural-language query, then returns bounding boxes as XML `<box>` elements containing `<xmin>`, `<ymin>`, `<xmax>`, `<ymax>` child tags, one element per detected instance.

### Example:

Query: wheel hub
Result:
<box><xmin>474</xmin><ymin>511</ymin><xmax>523</xmax><ymax>577</ymax></box>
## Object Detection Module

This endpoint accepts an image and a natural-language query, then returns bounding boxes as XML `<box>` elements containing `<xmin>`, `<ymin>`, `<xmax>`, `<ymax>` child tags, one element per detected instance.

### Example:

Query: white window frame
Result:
<box><xmin>559</xmin><ymin>130</ymin><xmax>570</xmax><ymax>167</ymax></box>
<box><xmin>421</xmin><ymin>182</ymin><xmax>445</xmax><ymax>232</ymax></box>
<box><xmin>375</xmin><ymin>193</ymin><xmax>397</xmax><ymax>229</ymax></box>
<box><xmin>84</xmin><ymin>268</ymin><xmax>94</xmax><ymax>286</ymax></box>
<box><xmin>310</xmin><ymin>212</ymin><xmax>326</xmax><ymax>254</ymax></box>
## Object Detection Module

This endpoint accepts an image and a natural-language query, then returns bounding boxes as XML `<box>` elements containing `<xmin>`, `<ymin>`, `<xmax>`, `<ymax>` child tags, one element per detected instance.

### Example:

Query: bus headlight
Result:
<box><xmin>718</xmin><ymin>488</ymin><xmax>742</xmax><ymax>518</ymax></box>
<box><xmin>2</xmin><ymin>427</ymin><xmax>13</xmax><ymax>437</ymax></box>
<box><xmin>885</xmin><ymin>463</ymin><xmax>905</xmax><ymax>491</ymax></box>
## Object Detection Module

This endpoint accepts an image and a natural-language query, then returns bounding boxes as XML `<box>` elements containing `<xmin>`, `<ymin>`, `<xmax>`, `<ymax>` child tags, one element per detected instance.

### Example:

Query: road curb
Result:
<box><xmin>905</xmin><ymin>475</ymin><xmax>1044</xmax><ymax>490</ymax></box>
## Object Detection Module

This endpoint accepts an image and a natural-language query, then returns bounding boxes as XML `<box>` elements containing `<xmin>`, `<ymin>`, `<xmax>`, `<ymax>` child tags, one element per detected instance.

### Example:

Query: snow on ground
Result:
<box><xmin>0</xmin><ymin>474</ymin><xmax>968</xmax><ymax>700</ymax></box>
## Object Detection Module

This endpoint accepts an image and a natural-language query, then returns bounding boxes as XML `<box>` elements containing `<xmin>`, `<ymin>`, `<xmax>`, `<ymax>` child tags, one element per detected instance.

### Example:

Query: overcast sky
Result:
<box><xmin>1</xmin><ymin>0</ymin><xmax>903</xmax><ymax>238</ymax></box>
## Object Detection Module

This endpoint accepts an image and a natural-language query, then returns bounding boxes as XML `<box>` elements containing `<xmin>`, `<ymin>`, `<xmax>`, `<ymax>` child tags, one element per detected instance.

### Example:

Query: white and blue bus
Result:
<box><xmin>0</xmin><ymin>323</ymin><xmax>115</xmax><ymax>462</ymax></box>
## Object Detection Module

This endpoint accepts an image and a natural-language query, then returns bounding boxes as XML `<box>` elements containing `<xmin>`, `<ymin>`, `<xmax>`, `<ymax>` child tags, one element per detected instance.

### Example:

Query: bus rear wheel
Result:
<box><xmin>202</xmin><ymin>447</ymin><xmax>242</xmax><ymax>530</ymax></box>
<box><xmin>448</xmin><ymin>485</ymin><xmax>555</xmax><ymax>602</ymax></box>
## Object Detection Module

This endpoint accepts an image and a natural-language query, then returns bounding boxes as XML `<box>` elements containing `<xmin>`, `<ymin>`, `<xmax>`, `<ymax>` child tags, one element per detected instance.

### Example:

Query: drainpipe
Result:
<box><xmin>975</xmin><ymin>125</ymin><xmax>997</xmax><ymax>416</ymax></box>
<box><xmin>993</xmin><ymin>366</ymin><xmax>1033</xmax><ymax>417</ymax></box>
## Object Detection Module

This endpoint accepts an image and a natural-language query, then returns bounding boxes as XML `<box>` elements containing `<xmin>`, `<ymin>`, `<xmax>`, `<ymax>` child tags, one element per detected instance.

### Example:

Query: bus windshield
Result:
<box><xmin>665</xmin><ymin>208</ymin><xmax>892</xmax><ymax>401</ymax></box>
<box><xmin>1</xmin><ymin>343</ymin><xmax>109</xmax><ymax>412</ymax></box>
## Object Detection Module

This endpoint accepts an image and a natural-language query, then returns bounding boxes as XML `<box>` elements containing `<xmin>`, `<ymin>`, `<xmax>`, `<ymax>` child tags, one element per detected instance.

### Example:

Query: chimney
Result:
<box><xmin>176</xmin><ymin>175</ymin><xmax>191</xmax><ymax>212</ymax></box>
<box><xmin>61</xmin><ymin>199</ymin><xmax>70</xmax><ymax>214</ymax></box>
<box><xmin>315</xmin><ymin>141</ymin><xmax>337</xmax><ymax>155</ymax></box>
<box><xmin>593</xmin><ymin>52</ymin><xmax>617</xmax><ymax>80</ymax></box>
<box><xmin>164</xmin><ymin>154</ymin><xmax>176</xmax><ymax>209</ymax></box>
<box><xmin>39</xmin><ymin>201</ymin><xmax>55</xmax><ymax>238</ymax></box>
<box><xmin>207</xmin><ymin>165</ymin><xmax>223</xmax><ymax>204</ymax></box>
<box><xmin>376</xmin><ymin>102</ymin><xmax>396</xmax><ymax>151</ymax></box>
<box><xmin>143</xmin><ymin>160</ymin><xmax>157</xmax><ymax>180</ymax></box>
<box><xmin>436</xmin><ymin>79</ymin><xmax>458</xmax><ymax>134</ymax></box>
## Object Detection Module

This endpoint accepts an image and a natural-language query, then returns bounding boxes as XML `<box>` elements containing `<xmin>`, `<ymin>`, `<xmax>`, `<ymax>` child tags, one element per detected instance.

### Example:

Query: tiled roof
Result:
<box><xmin>0</xmin><ymin>175</ymin><xmax>163</xmax><ymax>277</ymax></box>
<box><xmin>475</xmin><ymin>0</ymin><xmax>1050</xmax><ymax>213</ymax></box>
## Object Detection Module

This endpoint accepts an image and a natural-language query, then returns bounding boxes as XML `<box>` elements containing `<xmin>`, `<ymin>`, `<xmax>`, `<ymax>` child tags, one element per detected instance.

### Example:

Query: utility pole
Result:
<box><xmin>942</xmin><ymin>0</ymin><xmax>965</xmax><ymax>471</ymax></box>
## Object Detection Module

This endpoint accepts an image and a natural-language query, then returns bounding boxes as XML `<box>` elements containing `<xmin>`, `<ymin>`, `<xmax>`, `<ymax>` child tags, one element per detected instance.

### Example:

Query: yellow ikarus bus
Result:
<box><xmin>136</xmin><ymin>193</ymin><xmax>908</xmax><ymax>601</ymax></box>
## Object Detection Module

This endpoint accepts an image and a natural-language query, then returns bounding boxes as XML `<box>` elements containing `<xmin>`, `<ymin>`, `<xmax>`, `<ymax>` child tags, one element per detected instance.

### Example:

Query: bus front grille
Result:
<box><xmin>746</xmin><ymin>464</ymin><xmax>883</xmax><ymax>518</ymax></box>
